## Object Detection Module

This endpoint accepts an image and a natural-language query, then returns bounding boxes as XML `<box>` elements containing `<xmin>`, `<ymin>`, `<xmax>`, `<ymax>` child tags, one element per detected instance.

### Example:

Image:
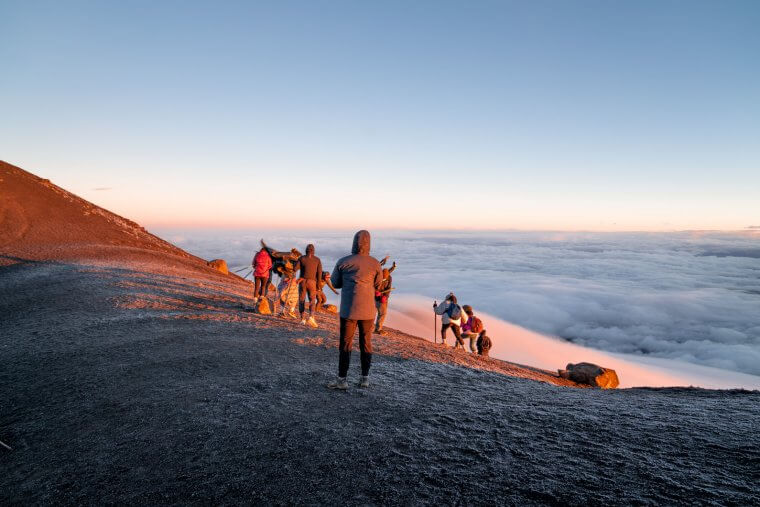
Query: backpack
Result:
<box><xmin>470</xmin><ymin>316</ymin><xmax>483</xmax><ymax>333</ymax></box>
<box><xmin>447</xmin><ymin>303</ymin><xmax>462</xmax><ymax>320</ymax></box>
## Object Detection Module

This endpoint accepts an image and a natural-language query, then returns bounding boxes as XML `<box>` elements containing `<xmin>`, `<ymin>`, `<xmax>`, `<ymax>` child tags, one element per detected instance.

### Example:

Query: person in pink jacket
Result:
<box><xmin>252</xmin><ymin>247</ymin><xmax>273</xmax><ymax>303</ymax></box>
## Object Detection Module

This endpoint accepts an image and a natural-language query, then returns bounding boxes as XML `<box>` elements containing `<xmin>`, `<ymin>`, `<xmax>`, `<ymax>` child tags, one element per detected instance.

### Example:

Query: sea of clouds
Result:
<box><xmin>157</xmin><ymin>228</ymin><xmax>760</xmax><ymax>381</ymax></box>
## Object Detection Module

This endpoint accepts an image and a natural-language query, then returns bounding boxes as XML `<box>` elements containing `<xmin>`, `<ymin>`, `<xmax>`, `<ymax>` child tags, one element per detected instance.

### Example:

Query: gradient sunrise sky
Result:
<box><xmin>1</xmin><ymin>0</ymin><xmax>759</xmax><ymax>231</ymax></box>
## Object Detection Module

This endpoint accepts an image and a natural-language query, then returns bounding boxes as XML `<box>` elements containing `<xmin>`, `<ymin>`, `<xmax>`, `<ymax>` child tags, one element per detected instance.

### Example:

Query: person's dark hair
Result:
<box><xmin>306</xmin><ymin>244</ymin><xmax>315</xmax><ymax>255</ymax></box>
<box><xmin>447</xmin><ymin>294</ymin><xmax>457</xmax><ymax>304</ymax></box>
<box><xmin>463</xmin><ymin>305</ymin><xmax>473</xmax><ymax>315</ymax></box>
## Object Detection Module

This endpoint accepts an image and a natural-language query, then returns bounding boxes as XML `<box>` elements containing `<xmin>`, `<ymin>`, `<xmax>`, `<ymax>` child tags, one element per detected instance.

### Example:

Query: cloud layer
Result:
<box><xmin>158</xmin><ymin>228</ymin><xmax>760</xmax><ymax>378</ymax></box>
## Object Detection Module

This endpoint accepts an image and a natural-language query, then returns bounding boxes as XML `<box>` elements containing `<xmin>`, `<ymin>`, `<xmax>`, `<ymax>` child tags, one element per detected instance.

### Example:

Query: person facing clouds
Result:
<box><xmin>328</xmin><ymin>230</ymin><xmax>383</xmax><ymax>390</ymax></box>
<box><xmin>295</xmin><ymin>243</ymin><xmax>322</xmax><ymax>328</ymax></box>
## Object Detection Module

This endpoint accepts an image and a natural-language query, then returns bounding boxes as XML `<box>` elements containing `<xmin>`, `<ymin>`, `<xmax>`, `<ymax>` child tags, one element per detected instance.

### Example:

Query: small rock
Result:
<box><xmin>207</xmin><ymin>259</ymin><xmax>228</xmax><ymax>274</ymax></box>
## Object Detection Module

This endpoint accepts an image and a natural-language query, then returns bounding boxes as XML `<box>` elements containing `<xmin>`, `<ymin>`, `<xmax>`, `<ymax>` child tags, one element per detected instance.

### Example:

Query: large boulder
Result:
<box><xmin>558</xmin><ymin>362</ymin><xmax>619</xmax><ymax>389</ymax></box>
<box><xmin>207</xmin><ymin>259</ymin><xmax>228</xmax><ymax>275</ymax></box>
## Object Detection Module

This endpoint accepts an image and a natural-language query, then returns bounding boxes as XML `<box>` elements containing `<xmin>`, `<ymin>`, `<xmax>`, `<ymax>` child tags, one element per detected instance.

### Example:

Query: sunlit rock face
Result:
<box><xmin>559</xmin><ymin>362</ymin><xmax>620</xmax><ymax>389</ymax></box>
<box><xmin>256</xmin><ymin>297</ymin><xmax>272</xmax><ymax>315</ymax></box>
<box><xmin>207</xmin><ymin>259</ymin><xmax>228</xmax><ymax>275</ymax></box>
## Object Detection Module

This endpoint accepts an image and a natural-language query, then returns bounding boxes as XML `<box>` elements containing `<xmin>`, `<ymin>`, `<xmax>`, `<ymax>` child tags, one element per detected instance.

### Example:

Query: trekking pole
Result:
<box><xmin>233</xmin><ymin>266</ymin><xmax>249</xmax><ymax>274</ymax></box>
<box><xmin>433</xmin><ymin>300</ymin><xmax>437</xmax><ymax>344</ymax></box>
<box><xmin>243</xmin><ymin>269</ymin><xmax>252</xmax><ymax>279</ymax></box>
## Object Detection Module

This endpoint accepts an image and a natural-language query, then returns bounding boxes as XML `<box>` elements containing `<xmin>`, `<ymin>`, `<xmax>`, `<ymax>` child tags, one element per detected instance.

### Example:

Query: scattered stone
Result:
<box><xmin>321</xmin><ymin>304</ymin><xmax>338</xmax><ymax>313</ymax></box>
<box><xmin>558</xmin><ymin>362</ymin><xmax>619</xmax><ymax>389</ymax></box>
<box><xmin>207</xmin><ymin>259</ymin><xmax>228</xmax><ymax>274</ymax></box>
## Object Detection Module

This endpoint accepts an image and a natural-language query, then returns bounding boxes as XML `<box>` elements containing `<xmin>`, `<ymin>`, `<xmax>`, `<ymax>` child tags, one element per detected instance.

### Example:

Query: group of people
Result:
<box><xmin>434</xmin><ymin>294</ymin><xmax>492</xmax><ymax>356</ymax></box>
<box><xmin>249</xmin><ymin>230</ymin><xmax>491</xmax><ymax>390</ymax></box>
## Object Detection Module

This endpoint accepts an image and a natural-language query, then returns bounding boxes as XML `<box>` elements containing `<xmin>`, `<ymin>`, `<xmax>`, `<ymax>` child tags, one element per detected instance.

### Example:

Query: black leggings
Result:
<box><xmin>254</xmin><ymin>276</ymin><xmax>268</xmax><ymax>298</ymax></box>
<box><xmin>338</xmin><ymin>318</ymin><xmax>373</xmax><ymax>377</ymax></box>
<box><xmin>441</xmin><ymin>322</ymin><xmax>462</xmax><ymax>345</ymax></box>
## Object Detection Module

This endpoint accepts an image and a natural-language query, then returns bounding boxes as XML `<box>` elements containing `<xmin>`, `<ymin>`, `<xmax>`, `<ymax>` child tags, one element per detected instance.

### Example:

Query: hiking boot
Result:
<box><xmin>358</xmin><ymin>376</ymin><xmax>370</xmax><ymax>388</ymax></box>
<box><xmin>307</xmin><ymin>316</ymin><xmax>318</xmax><ymax>328</ymax></box>
<box><xmin>328</xmin><ymin>377</ymin><xmax>348</xmax><ymax>390</ymax></box>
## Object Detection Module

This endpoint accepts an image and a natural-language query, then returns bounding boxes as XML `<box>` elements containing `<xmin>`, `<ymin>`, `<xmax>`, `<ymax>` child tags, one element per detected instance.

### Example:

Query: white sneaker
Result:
<box><xmin>307</xmin><ymin>316</ymin><xmax>318</xmax><ymax>328</ymax></box>
<box><xmin>300</xmin><ymin>319</ymin><xmax>307</xmax><ymax>325</ymax></box>
<box><xmin>328</xmin><ymin>377</ymin><xmax>348</xmax><ymax>390</ymax></box>
<box><xmin>359</xmin><ymin>376</ymin><xmax>370</xmax><ymax>388</ymax></box>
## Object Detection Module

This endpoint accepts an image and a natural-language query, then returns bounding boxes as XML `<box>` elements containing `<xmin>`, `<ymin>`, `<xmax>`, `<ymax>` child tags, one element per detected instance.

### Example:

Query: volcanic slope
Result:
<box><xmin>1</xmin><ymin>161</ymin><xmax>758</xmax><ymax>504</ymax></box>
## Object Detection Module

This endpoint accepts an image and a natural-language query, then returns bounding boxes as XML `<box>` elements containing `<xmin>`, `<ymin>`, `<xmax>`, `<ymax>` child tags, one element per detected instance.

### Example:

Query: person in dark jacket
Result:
<box><xmin>328</xmin><ymin>230</ymin><xmax>383</xmax><ymax>390</ymax></box>
<box><xmin>295</xmin><ymin>244</ymin><xmax>322</xmax><ymax>328</ymax></box>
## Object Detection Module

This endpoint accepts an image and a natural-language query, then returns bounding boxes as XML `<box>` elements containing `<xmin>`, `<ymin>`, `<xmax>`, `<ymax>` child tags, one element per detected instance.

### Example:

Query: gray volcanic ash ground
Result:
<box><xmin>2</xmin><ymin>261</ymin><xmax>759</xmax><ymax>504</ymax></box>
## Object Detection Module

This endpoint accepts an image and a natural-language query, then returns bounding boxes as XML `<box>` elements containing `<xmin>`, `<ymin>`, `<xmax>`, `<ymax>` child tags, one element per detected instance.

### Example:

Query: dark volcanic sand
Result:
<box><xmin>2</xmin><ymin>260</ymin><xmax>758</xmax><ymax>505</ymax></box>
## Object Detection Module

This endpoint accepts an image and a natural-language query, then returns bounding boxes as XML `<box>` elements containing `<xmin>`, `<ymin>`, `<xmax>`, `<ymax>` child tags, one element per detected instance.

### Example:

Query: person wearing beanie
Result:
<box><xmin>460</xmin><ymin>305</ymin><xmax>486</xmax><ymax>353</ymax></box>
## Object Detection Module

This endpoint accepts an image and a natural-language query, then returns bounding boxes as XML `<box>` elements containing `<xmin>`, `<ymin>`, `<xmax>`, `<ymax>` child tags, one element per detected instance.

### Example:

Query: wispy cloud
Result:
<box><xmin>92</xmin><ymin>187</ymin><xmax>112</xmax><ymax>191</ymax></box>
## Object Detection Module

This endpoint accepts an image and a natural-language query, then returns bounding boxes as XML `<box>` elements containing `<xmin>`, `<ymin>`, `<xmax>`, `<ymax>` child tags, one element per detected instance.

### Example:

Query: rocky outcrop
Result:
<box><xmin>207</xmin><ymin>259</ymin><xmax>228</xmax><ymax>275</ymax></box>
<box><xmin>558</xmin><ymin>362</ymin><xmax>619</xmax><ymax>389</ymax></box>
<box><xmin>321</xmin><ymin>304</ymin><xmax>338</xmax><ymax>313</ymax></box>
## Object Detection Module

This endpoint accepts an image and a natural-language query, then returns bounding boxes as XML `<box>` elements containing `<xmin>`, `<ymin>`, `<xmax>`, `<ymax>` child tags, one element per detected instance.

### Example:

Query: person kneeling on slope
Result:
<box><xmin>434</xmin><ymin>293</ymin><xmax>467</xmax><ymax>348</ymax></box>
<box><xmin>460</xmin><ymin>305</ymin><xmax>486</xmax><ymax>353</ymax></box>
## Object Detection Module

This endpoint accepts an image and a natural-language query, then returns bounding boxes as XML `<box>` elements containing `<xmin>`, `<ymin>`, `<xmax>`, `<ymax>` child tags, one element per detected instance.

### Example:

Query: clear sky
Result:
<box><xmin>2</xmin><ymin>0</ymin><xmax>759</xmax><ymax>231</ymax></box>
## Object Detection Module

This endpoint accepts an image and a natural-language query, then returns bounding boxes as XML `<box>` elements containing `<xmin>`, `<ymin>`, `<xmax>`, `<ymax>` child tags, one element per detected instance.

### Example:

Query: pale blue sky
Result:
<box><xmin>2</xmin><ymin>1</ymin><xmax>759</xmax><ymax>230</ymax></box>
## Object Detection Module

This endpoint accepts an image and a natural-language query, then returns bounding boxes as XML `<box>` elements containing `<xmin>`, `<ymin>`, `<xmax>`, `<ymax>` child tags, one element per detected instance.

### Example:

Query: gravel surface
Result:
<box><xmin>2</xmin><ymin>260</ymin><xmax>758</xmax><ymax>505</ymax></box>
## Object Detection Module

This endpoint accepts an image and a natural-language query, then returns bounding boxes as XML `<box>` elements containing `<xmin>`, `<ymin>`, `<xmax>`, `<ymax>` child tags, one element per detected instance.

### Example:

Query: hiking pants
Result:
<box><xmin>463</xmin><ymin>332</ymin><xmax>478</xmax><ymax>353</ymax></box>
<box><xmin>254</xmin><ymin>276</ymin><xmax>268</xmax><ymax>298</ymax></box>
<box><xmin>375</xmin><ymin>300</ymin><xmax>387</xmax><ymax>331</ymax></box>
<box><xmin>299</xmin><ymin>279</ymin><xmax>317</xmax><ymax>317</ymax></box>
<box><xmin>338</xmin><ymin>318</ymin><xmax>373</xmax><ymax>377</ymax></box>
<box><xmin>441</xmin><ymin>322</ymin><xmax>462</xmax><ymax>346</ymax></box>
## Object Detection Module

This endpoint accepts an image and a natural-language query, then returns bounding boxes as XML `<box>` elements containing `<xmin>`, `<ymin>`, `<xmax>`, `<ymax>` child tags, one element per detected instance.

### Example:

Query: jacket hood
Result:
<box><xmin>351</xmin><ymin>230</ymin><xmax>371</xmax><ymax>255</ymax></box>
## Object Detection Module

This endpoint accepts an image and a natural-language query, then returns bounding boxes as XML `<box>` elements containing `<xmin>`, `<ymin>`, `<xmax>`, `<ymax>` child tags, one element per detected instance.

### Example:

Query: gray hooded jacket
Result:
<box><xmin>331</xmin><ymin>230</ymin><xmax>383</xmax><ymax>320</ymax></box>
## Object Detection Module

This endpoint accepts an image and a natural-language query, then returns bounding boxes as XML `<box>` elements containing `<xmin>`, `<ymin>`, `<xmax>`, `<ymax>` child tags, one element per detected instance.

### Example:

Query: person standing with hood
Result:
<box><xmin>328</xmin><ymin>230</ymin><xmax>383</xmax><ymax>390</ymax></box>
<box><xmin>295</xmin><ymin>243</ymin><xmax>322</xmax><ymax>328</ymax></box>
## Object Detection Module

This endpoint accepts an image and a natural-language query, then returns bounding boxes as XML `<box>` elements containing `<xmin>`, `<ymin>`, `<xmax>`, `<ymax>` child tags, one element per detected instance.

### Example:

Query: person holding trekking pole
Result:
<box><xmin>433</xmin><ymin>293</ymin><xmax>467</xmax><ymax>348</ymax></box>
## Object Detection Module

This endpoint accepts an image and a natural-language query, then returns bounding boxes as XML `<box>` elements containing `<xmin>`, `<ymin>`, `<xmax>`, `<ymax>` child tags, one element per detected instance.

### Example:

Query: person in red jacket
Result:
<box><xmin>252</xmin><ymin>247</ymin><xmax>273</xmax><ymax>304</ymax></box>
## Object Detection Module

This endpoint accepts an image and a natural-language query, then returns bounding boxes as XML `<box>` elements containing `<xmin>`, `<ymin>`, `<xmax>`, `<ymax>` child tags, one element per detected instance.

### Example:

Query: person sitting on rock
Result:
<box><xmin>434</xmin><ymin>293</ymin><xmax>467</xmax><ymax>348</ymax></box>
<box><xmin>460</xmin><ymin>305</ymin><xmax>486</xmax><ymax>353</ymax></box>
<box><xmin>252</xmin><ymin>246</ymin><xmax>272</xmax><ymax>304</ymax></box>
<box><xmin>295</xmin><ymin>244</ymin><xmax>322</xmax><ymax>328</ymax></box>
<box><xmin>374</xmin><ymin>259</ymin><xmax>396</xmax><ymax>335</ymax></box>
<box><xmin>477</xmin><ymin>334</ymin><xmax>492</xmax><ymax>357</ymax></box>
